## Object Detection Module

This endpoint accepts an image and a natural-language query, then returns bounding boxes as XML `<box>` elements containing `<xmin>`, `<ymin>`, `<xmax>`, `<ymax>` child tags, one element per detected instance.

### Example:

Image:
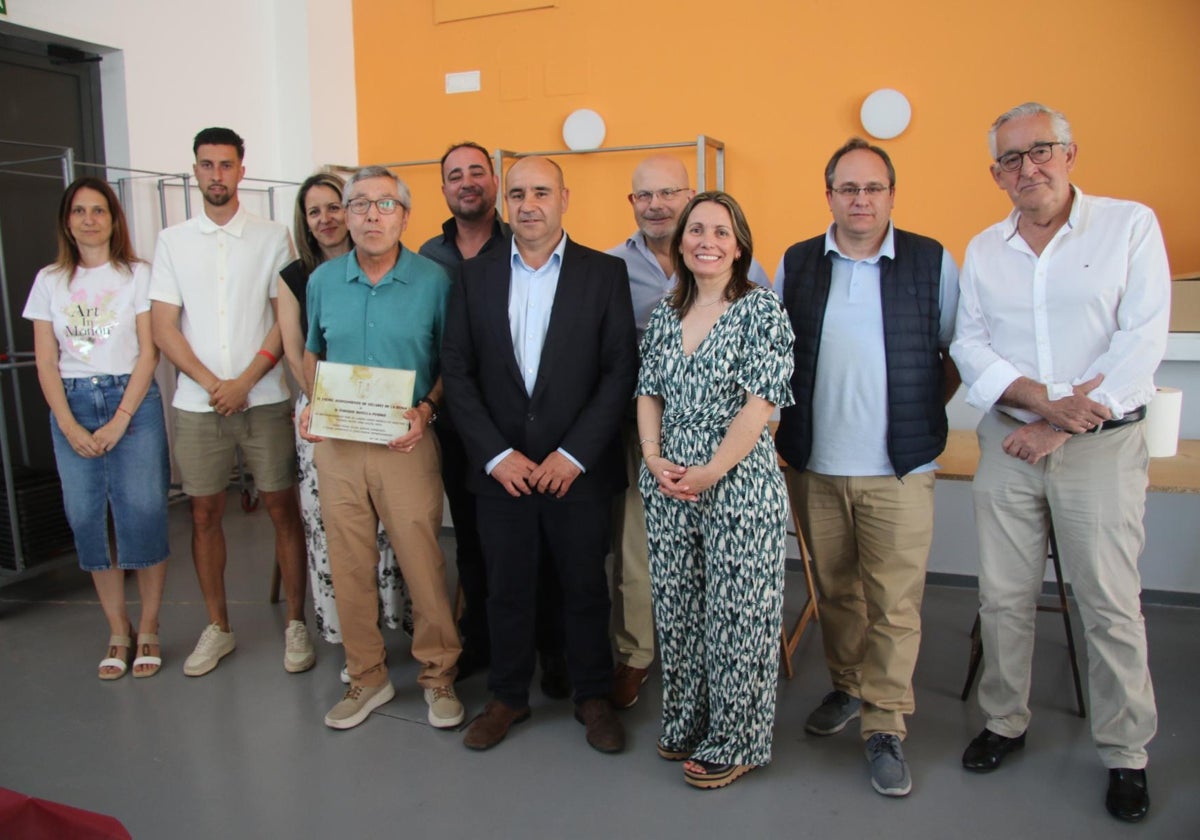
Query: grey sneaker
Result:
<box><xmin>324</xmin><ymin>681</ymin><xmax>396</xmax><ymax>730</ymax></box>
<box><xmin>183</xmin><ymin>624</ymin><xmax>236</xmax><ymax>677</ymax></box>
<box><xmin>805</xmin><ymin>690</ymin><xmax>862</xmax><ymax>735</ymax></box>
<box><xmin>284</xmin><ymin>620</ymin><xmax>315</xmax><ymax>673</ymax></box>
<box><xmin>424</xmin><ymin>685</ymin><xmax>465</xmax><ymax>728</ymax></box>
<box><xmin>865</xmin><ymin>733</ymin><xmax>912</xmax><ymax>797</ymax></box>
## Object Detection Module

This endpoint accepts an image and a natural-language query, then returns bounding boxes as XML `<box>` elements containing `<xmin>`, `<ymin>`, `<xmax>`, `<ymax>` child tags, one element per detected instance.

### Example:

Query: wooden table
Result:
<box><xmin>935</xmin><ymin>429</ymin><xmax>1200</xmax><ymax>493</ymax></box>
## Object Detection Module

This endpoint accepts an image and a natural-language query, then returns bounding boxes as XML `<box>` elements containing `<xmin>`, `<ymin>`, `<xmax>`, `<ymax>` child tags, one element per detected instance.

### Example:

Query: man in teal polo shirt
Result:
<box><xmin>301</xmin><ymin>165</ymin><xmax>463</xmax><ymax>731</ymax></box>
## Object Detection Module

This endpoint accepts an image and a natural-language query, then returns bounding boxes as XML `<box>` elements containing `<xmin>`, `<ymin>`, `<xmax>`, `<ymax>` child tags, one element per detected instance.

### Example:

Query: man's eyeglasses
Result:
<box><xmin>830</xmin><ymin>184</ymin><xmax>891</xmax><ymax>197</ymax></box>
<box><xmin>995</xmin><ymin>142</ymin><xmax>1065</xmax><ymax>172</ymax></box>
<box><xmin>630</xmin><ymin>187</ymin><xmax>690</xmax><ymax>204</ymax></box>
<box><xmin>346</xmin><ymin>198</ymin><xmax>404</xmax><ymax>215</ymax></box>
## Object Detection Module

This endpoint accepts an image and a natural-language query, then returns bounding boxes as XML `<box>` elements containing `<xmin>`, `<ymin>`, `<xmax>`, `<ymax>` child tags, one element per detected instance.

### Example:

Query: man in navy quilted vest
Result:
<box><xmin>774</xmin><ymin>137</ymin><xmax>960</xmax><ymax>798</ymax></box>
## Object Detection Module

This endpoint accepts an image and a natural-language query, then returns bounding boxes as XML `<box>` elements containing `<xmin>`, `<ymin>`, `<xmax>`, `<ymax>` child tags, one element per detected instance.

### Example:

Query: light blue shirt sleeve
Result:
<box><xmin>937</xmin><ymin>248</ymin><xmax>960</xmax><ymax>347</ymax></box>
<box><xmin>773</xmin><ymin>255</ymin><xmax>786</xmax><ymax>300</ymax></box>
<box><xmin>749</xmin><ymin>257</ymin><xmax>771</xmax><ymax>290</ymax></box>
<box><xmin>485</xmin><ymin>447</ymin><xmax>585</xmax><ymax>475</ymax></box>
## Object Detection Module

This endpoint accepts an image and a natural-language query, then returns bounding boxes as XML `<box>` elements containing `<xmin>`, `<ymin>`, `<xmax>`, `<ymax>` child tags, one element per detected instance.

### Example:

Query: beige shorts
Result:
<box><xmin>173</xmin><ymin>401</ymin><xmax>296</xmax><ymax>497</ymax></box>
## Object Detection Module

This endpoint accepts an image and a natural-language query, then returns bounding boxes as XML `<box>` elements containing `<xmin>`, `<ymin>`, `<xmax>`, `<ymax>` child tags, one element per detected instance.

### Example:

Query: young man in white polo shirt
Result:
<box><xmin>150</xmin><ymin>127</ymin><xmax>313</xmax><ymax>677</ymax></box>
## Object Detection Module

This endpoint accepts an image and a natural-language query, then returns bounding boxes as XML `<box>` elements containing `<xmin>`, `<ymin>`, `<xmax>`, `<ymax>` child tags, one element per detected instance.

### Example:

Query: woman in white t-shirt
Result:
<box><xmin>23</xmin><ymin>177</ymin><xmax>171</xmax><ymax>680</ymax></box>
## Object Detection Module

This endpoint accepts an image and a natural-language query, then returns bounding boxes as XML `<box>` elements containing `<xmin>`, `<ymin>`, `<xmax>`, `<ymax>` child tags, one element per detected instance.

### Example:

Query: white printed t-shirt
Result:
<box><xmin>23</xmin><ymin>261</ymin><xmax>151</xmax><ymax>378</ymax></box>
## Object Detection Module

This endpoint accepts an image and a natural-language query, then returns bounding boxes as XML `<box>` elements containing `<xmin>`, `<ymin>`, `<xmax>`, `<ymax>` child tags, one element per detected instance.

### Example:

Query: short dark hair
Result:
<box><xmin>824</xmin><ymin>137</ymin><xmax>896</xmax><ymax>189</ymax></box>
<box><xmin>193</xmin><ymin>127</ymin><xmax>245</xmax><ymax>160</ymax></box>
<box><xmin>439</xmin><ymin>142</ymin><xmax>493</xmax><ymax>181</ymax></box>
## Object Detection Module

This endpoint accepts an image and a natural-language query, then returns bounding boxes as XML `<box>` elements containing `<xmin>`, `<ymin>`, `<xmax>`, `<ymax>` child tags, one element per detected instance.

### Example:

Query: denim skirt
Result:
<box><xmin>49</xmin><ymin>375</ymin><xmax>170</xmax><ymax>571</ymax></box>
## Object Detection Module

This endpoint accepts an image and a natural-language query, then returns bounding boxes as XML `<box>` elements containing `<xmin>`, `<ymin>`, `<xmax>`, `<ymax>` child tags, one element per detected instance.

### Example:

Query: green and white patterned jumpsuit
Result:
<box><xmin>638</xmin><ymin>286</ymin><xmax>795</xmax><ymax>767</ymax></box>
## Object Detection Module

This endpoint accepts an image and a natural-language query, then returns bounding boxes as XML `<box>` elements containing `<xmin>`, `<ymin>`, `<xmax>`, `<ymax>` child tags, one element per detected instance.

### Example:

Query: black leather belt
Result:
<box><xmin>1086</xmin><ymin>405</ymin><xmax>1146</xmax><ymax>433</ymax></box>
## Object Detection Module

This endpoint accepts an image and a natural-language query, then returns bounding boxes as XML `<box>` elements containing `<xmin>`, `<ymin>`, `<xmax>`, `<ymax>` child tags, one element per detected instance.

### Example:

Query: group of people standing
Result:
<box><xmin>26</xmin><ymin>100</ymin><xmax>1167</xmax><ymax>821</ymax></box>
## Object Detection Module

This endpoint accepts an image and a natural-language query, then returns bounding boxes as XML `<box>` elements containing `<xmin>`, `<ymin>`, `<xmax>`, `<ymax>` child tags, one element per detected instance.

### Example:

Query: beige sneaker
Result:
<box><xmin>424</xmin><ymin>684</ymin><xmax>465</xmax><ymax>728</ymax></box>
<box><xmin>324</xmin><ymin>682</ymin><xmax>395</xmax><ymax>730</ymax></box>
<box><xmin>183</xmin><ymin>624</ymin><xmax>236</xmax><ymax>677</ymax></box>
<box><xmin>284</xmin><ymin>620</ymin><xmax>315</xmax><ymax>673</ymax></box>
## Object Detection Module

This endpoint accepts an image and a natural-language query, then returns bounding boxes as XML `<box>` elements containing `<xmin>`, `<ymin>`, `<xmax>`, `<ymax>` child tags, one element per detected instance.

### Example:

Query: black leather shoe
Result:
<box><xmin>962</xmin><ymin>728</ymin><xmax>1026</xmax><ymax>772</ymax></box>
<box><xmin>539</xmin><ymin>653</ymin><xmax>571</xmax><ymax>700</ymax></box>
<box><xmin>1106</xmin><ymin>768</ymin><xmax>1150</xmax><ymax>822</ymax></box>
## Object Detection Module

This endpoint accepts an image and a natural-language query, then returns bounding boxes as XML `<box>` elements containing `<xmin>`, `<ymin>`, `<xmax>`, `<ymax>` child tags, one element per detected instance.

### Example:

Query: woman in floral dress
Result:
<box><xmin>637</xmin><ymin>191</ymin><xmax>794</xmax><ymax>789</ymax></box>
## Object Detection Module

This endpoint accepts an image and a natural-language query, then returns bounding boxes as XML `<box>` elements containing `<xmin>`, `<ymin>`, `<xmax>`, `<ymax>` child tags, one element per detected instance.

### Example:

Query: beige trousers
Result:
<box><xmin>788</xmin><ymin>468</ymin><xmax>935</xmax><ymax>739</ymax></box>
<box><xmin>610</xmin><ymin>420</ymin><xmax>655</xmax><ymax>668</ymax></box>
<box><xmin>973</xmin><ymin>411</ymin><xmax>1157</xmax><ymax>768</ymax></box>
<box><xmin>314</xmin><ymin>434</ymin><xmax>460</xmax><ymax>689</ymax></box>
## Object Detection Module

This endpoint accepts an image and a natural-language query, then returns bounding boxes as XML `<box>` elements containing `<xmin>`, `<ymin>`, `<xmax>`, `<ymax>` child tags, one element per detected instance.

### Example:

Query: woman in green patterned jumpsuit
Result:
<box><xmin>637</xmin><ymin>191</ymin><xmax>795</xmax><ymax>789</ymax></box>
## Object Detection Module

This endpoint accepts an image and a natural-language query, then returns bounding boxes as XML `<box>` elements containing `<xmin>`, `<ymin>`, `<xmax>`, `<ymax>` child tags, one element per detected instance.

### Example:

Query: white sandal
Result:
<box><xmin>98</xmin><ymin>633</ymin><xmax>132</xmax><ymax>680</ymax></box>
<box><xmin>132</xmin><ymin>633</ymin><xmax>162</xmax><ymax>678</ymax></box>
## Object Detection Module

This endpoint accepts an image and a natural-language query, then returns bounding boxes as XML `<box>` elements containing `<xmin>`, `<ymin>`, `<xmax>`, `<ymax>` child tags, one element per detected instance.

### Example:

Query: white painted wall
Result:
<box><xmin>2</xmin><ymin>0</ymin><xmax>358</xmax><ymax>255</ymax></box>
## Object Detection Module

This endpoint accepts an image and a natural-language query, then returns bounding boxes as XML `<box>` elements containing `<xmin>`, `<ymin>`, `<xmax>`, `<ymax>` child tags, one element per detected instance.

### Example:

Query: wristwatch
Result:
<box><xmin>416</xmin><ymin>396</ymin><xmax>440</xmax><ymax>424</ymax></box>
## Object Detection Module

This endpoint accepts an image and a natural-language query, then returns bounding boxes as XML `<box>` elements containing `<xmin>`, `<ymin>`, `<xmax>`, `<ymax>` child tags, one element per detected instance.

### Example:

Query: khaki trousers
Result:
<box><xmin>973</xmin><ymin>411</ymin><xmax>1157</xmax><ymax>768</ymax></box>
<box><xmin>788</xmin><ymin>468</ymin><xmax>935</xmax><ymax>739</ymax></box>
<box><xmin>314</xmin><ymin>434</ymin><xmax>460</xmax><ymax>689</ymax></box>
<box><xmin>610</xmin><ymin>420</ymin><xmax>654</xmax><ymax>668</ymax></box>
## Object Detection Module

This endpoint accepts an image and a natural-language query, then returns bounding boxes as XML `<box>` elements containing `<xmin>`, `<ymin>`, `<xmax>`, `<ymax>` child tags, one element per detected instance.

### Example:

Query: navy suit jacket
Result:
<box><xmin>442</xmin><ymin>237</ymin><xmax>638</xmax><ymax>500</ymax></box>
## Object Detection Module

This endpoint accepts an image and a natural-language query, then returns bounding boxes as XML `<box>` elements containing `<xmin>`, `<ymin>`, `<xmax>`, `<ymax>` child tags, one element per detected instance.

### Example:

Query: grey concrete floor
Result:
<box><xmin>1</xmin><ymin>493</ymin><xmax>1196</xmax><ymax>839</ymax></box>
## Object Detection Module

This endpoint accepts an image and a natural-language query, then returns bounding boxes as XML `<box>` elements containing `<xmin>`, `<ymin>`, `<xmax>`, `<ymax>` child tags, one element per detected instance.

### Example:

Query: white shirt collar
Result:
<box><xmin>1002</xmin><ymin>184</ymin><xmax>1083</xmax><ymax>242</ymax></box>
<box><xmin>196</xmin><ymin>203</ymin><xmax>248</xmax><ymax>237</ymax></box>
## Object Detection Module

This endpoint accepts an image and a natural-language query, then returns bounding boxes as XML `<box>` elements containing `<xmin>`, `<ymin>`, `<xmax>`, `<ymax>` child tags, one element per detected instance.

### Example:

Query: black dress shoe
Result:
<box><xmin>962</xmin><ymin>728</ymin><xmax>1026</xmax><ymax>772</ymax></box>
<box><xmin>1106</xmin><ymin>768</ymin><xmax>1150</xmax><ymax>822</ymax></box>
<box><xmin>539</xmin><ymin>652</ymin><xmax>571</xmax><ymax>700</ymax></box>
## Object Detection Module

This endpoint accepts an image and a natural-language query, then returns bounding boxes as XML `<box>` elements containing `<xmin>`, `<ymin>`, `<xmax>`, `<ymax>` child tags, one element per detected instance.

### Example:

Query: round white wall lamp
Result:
<box><xmin>562</xmin><ymin>109</ymin><xmax>606</xmax><ymax>150</ymax></box>
<box><xmin>860</xmin><ymin>89</ymin><xmax>912</xmax><ymax>140</ymax></box>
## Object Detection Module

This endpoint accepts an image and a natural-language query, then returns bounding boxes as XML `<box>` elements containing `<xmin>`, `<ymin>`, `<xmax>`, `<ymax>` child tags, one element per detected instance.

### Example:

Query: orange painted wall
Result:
<box><xmin>352</xmin><ymin>0</ymin><xmax>1200</xmax><ymax>276</ymax></box>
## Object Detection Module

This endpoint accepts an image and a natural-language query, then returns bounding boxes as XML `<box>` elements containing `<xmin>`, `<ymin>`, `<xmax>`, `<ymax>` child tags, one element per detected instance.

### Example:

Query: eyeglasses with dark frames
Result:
<box><xmin>346</xmin><ymin>198</ymin><xmax>404</xmax><ymax>215</ymax></box>
<box><xmin>995</xmin><ymin>142</ymin><xmax>1066</xmax><ymax>172</ymax></box>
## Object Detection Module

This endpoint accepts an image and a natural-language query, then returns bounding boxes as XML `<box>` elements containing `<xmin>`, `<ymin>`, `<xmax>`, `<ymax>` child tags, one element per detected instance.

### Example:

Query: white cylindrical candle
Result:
<box><xmin>1146</xmin><ymin>387</ymin><xmax>1183</xmax><ymax>458</ymax></box>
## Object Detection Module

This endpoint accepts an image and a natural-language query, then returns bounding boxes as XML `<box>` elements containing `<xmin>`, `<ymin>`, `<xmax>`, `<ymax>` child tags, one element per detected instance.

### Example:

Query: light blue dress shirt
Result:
<box><xmin>484</xmin><ymin>233</ymin><xmax>584</xmax><ymax>475</ymax></box>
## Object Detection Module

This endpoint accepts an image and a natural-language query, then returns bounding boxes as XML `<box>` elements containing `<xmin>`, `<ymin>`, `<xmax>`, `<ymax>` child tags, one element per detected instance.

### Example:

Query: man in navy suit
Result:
<box><xmin>443</xmin><ymin>156</ymin><xmax>638</xmax><ymax>753</ymax></box>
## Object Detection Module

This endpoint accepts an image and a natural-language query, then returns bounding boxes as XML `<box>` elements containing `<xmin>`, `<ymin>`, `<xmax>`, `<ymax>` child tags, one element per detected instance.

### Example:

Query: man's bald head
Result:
<box><xmin>628</xmin><ymin>156</ymin><xmax>694</xmax><ymax>243</ymax></box>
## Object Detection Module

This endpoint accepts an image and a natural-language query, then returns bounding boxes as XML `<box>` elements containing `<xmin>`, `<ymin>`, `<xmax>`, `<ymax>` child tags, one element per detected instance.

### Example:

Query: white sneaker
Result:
<box><xmin>324</xmin><ymin>682</ymin><xmax>396</xmax><ymax>730</ymax></box>
<box><xmin>340</xmin><ymin>664</ymin><xmax>350</xmax><ymax>684</ymax></box>
<box><xmin>424</xmin><ymin>685</ymin><xmax>465</xmax><ymax>728</ymax></box>
<box><xmin>284</xmin><ymin>620</ymin><xmax>315</xmax><ymax>673</ymax></box>
<box><xmin>183</xmin><ymin>624</ymin><xmax>236</xmax><ymax>677</ymax></box>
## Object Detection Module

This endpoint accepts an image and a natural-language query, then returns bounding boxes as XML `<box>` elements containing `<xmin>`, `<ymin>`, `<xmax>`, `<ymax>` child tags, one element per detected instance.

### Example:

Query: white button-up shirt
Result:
<box><xmin>150</xmin><ymin>205</ymin><xmax>294</xmax><ymax>411</ymax></box>
<box><xmin>951</xmin><ymin>187</ymin><xmax>1171</xmax><ymax>422</ymax></box>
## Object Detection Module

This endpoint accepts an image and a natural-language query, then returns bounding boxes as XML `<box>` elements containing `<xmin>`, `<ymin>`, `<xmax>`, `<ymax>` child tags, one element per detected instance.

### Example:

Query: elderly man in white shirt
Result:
<box><xmin>950</xmin><ymin>102</ymin><xmax>1170</xmax><ymax>824</ymax></box>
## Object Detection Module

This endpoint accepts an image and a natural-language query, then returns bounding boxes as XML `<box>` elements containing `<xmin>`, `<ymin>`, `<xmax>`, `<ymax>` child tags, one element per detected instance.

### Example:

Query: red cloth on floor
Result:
<box><xmin>0</xmin><ymin>788</ymin><xmax>131</xmax><ymax>839</ymax></box>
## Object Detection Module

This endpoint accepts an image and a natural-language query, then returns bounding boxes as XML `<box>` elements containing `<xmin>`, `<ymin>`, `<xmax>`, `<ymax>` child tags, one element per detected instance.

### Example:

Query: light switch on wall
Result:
<box><xmin>445</xmin><ymin>71</ymin><xmax>481</xmax><ymax>94</ymax></box>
